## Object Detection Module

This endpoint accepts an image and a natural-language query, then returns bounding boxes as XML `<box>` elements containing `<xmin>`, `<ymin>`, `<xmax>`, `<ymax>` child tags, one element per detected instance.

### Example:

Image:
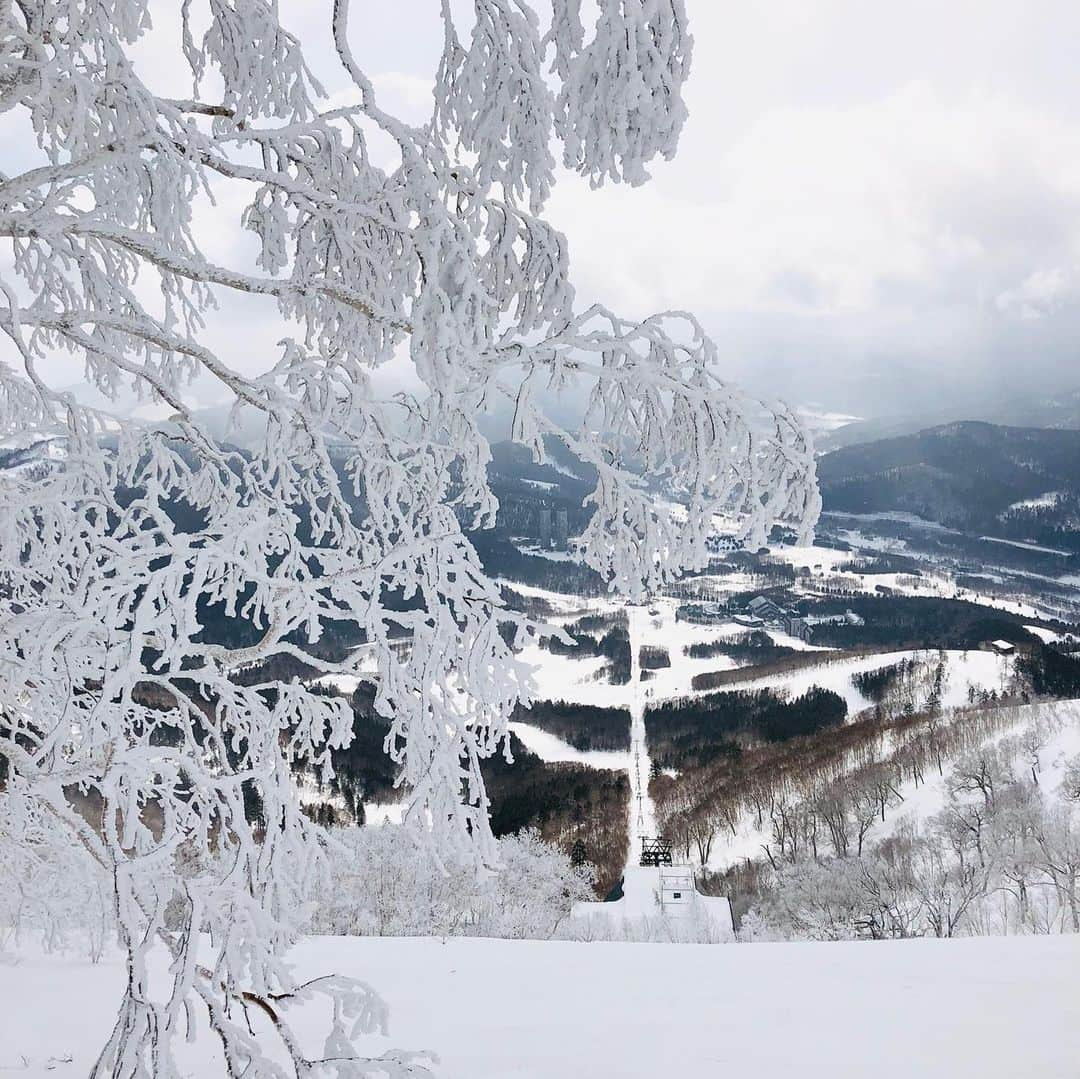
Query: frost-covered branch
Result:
<box><xmin>0</xmin><ymin>0</ymin><xmax>817</xmax><ymax>1073</ymax></box>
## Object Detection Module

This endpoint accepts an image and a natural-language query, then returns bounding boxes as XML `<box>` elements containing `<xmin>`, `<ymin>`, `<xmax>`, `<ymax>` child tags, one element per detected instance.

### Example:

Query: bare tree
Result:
<box><xmin>948</xmin><ymin>747</ymin><xmax>1011</xmax><ymax>810</ymax></box>
<box><xmin>1060</xmin><ymin>754</ymin><xmax>1080</xmax><ymax>804</ymax></box>
<box><xmin>689</xmin><ymin>812</ymin><xmax>717</xmax><ymax>865</ymax></box>
<box><xmin>1033</xmin><ymin>806</ymin><xmax>1080</xmax><ymax>933</ymax></box>
<box><xmin>1020</xmin><ymin>726</ymin><xmax>1046</xmax><ymax>786</ymax></box>
<box><xmin>988</xmin><ymin>783</ymin><xmax>1042</xmax><ymax>933</ymax></box>
<box><xmin>911</xmin><ymin>832</ymin><xmax>988</xmax><ymax>938</ymax></box>
<box><xmin>815</xmin><ymin>785</ymin><xmax>852</xmax><ymax>859</ymax></box>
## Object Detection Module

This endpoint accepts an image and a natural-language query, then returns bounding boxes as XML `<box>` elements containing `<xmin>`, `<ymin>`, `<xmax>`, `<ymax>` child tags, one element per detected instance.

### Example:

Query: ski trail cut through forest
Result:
<box><xmin>626</xmin><ymin>606</ymin><xmax>658</xmax><ymax>859</ymax></box>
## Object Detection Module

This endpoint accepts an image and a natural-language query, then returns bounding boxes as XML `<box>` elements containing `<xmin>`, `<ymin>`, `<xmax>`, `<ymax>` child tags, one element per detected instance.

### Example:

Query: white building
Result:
<box><xmin>658</xmin><ymin>866</ymin><xmax>695</xmax><ymax>916</ymax></box>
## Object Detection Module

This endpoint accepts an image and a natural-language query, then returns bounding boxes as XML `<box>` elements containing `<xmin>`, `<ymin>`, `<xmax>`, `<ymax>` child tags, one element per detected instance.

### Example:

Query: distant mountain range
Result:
<box><xmin>9</xmin><ymin>404</ymin><xmax>1080</xmax><ymax>555</ymax></box>
<box><xmin>484</xmin><ymin>420</ymin><xmax>1080</xmax><ymax>551</ymax></box>
<box><xmin>818</xmin><ymin>421</ymin><xmax>1080</xmax><ymax>539</ymax></box>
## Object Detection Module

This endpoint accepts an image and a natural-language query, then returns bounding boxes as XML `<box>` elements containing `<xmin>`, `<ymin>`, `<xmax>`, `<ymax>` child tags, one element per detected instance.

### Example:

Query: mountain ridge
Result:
<box><xmin>818</xmin><ymin>420</ymin><xmax>1080</xmax><ymax>540</ymax></box>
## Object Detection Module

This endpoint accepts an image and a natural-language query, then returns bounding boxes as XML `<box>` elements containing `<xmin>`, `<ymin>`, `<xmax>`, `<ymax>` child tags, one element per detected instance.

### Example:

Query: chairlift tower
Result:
<box><xmin>639</xmin><ymin>837</ymin><xmax>673</xmax><ymax>867</ymax></box>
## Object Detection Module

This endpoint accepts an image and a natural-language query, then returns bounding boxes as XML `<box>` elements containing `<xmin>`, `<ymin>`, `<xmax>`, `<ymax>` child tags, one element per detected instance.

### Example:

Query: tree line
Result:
<box><xmin>650</xmin><ymin>673</ymin><xmax>1040</xmax><ymax>887</ymax></box>
<box><xmin>512</xmin><ymin>700</ymin><xmax>631</xmax><ymax>752</ymax></box>
<box><xmin>646</xmin><ymin>686</ymin><xmax>848</xmax><ymax>774</ymax></box>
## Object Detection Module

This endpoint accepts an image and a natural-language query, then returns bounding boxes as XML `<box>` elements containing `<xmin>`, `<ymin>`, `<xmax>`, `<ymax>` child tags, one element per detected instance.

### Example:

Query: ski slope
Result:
<box><xmin>4</xmin><ymin>934</ymin><xmax>1078</xmax><ymax>1078</ymax></box>
<box><xmin>507</xmin><ymin>722</ymin><xmax>631</xmax><ymax>769</ymax></box>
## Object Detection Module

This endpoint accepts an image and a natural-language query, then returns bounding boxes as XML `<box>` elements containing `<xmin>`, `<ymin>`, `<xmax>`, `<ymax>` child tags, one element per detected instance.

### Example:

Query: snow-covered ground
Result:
<box><xmin>363</xmin><ymin>801</ymin><xmax>408</xmax><ymax>826</ymax></box>
<box><xmin>806</xmin><ymin>516</ymin><xmax>1080</xmax><ymax>622</ymax></box>
<box><xmin>1026</xmin><ymin>623</ymin><xmax>1072</xmax><ymax>644</ymax></box>
<box><xmin>496</xmin><ymin>579</ymin><xmax>609</xmax><ymax>616</ymax></box>
<box><xmin>870</xmin><ymin>699</ymin><xmax>1080</xmax><ymax>848</ymax></box>
<box><xmin>514</xmin><ymin>642</ymin><xmax>616</xmax><ymax>708</ymax></box>
<box><xmin>510</xmin><ymin>588</ymin><xmax>1015</xmax><ymax>771</ymax></box>
<box><xmin>570</xmin><ymin>864</ymin><xmax>735</xmax><ymax>940</ymax></box>
<box><xmin>514</xmin><ymin>593</ymin><xmax>921</xmax><ymax>718</ymax></box>
<box><xmin>516</xmin><ymin>544</ymin><xmax>579</xmax><ymax>562</ymax></box>
<box><xmin>5</xmin><ymin>934</ymin><xmax>1078</xmax><ymax>1078</ymax></box>
<box><xmin>6</xmin><ymin>588</ymin><xmax>1077</xmax><ymax>1078</ymax></box>
<box><xmin>616</xmin><ymin>608</ymin><xmax>657</xmax><ymax>864</ymax></box>
<box><xmin>322</xmin><ymin>585</ymin><xmax>1031</xmax><ymax>904</ymax></box>
<box><xmin>979</xmin><ymin>533</ymin><xmax>1073</xmax><ymax>557</ymax></box>
<box><xmin>512</xmin><ymin>596</ymin><xmax>752</xmax><ymax>709</ymax></box>
<box><xmin>1005</xmin><ymin>491</ymin><xmax>1060</xmax><ymax>512</ymax></box>
<box><xmin>823</xmin><ymin>510</ymin><xmax>955</xmax><ymax>533</ymax></box>
<box><xmin>692</xmin><ymin>648</ymin><xmax>1011</xmax><ymax>716</ymax></box>
<box><xmin>766</xmin><ymin>627</ymin><xmax>835</xmax><ymax>651</ymax></box>
<box><xmin>776</xmin><ymin>542</ymin><xmax>856</xmax><ymax>571</ymax></box>
<box><xmin>508</xmin><ymin>722</ymin><xmax>631</xmax><ymax>769</ymax></box>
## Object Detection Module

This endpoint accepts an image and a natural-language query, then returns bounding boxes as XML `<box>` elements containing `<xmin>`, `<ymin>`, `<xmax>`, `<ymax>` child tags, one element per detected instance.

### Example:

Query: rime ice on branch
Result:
<box><xmin>0</xmin><ymin>1</ymin><xmax>818</xmax><ymax>1074</ymax></box>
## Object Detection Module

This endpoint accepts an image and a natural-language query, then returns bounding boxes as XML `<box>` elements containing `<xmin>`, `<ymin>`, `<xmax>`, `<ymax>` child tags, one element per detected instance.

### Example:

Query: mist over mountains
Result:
<box><xmin>817</xmin><ymin>388</ymin><xmax>1080</xmax><ymax>451</ymax></box>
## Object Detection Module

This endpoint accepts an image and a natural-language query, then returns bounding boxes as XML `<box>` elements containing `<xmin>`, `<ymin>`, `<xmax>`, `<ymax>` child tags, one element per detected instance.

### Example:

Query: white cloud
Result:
<box><xmin>545</xmin><ymin>68</ymin><xmax>1080</xmax><ymax>407</ymax></box>
<box><xmin>550</xmin><ymin>81</ymin><xmax>1080</xmax><ymax>319</ymax></box>
<box><xmin>996</xmin><ymin>268</ymin><xmax>1077</xmax><ymax>320</ymax></box>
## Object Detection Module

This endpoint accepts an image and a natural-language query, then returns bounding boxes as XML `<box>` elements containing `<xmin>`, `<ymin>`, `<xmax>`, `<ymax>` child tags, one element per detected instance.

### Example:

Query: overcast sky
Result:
<box><xmin>7</xmin><ymin>1</ymin><xmax>1080</xmax><ymax>424</ymax></box>
<box><xmin>206</xmin><ymin>0</ymin><xmax>1080</xmax><ymax>419</ymax></box>
<box><xmin>545</xmin><ymin>0</ymin><xmax>1080</xmax><ymax>419</ymax></box>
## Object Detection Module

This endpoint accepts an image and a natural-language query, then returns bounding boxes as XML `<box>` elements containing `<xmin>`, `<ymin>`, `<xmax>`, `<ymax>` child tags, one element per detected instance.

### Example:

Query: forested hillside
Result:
<box><xmin>819</xmin><ymin>422</ymin><xmax>1080</xmax><ymax>541</ymax></box>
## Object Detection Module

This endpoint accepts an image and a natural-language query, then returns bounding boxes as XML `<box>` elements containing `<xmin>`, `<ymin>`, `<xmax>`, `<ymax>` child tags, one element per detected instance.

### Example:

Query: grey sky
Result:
<box><xmin>537</xmin><ymin>1</ymin><xmax>1080</xmax><ymax>418</ymax></box>
<box><xmin>6</xmin><ymin>2</ymin><xmax>1080</xmax><ymax>423</ymax></box>
<box><xmin>199</xmin><ymin>0</ymin><xmax>1080</xmax><ymax>418</ymax></box>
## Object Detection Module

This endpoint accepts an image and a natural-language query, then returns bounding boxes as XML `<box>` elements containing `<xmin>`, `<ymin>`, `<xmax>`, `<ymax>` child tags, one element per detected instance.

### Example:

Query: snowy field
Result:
<box><xmin>806</xmin><ymin>520</ymin><xmax>1079</xmax><ymax>623</ymax></box>
<box><xmin>4</xmin><ymin>934</ymin><xmax>1078</xmax><ymax>1078</ymax></box>
<box><xmin>512</xmin><ymin>588</ymin><xmax>1012</xmax><ymax>723</ymax></box>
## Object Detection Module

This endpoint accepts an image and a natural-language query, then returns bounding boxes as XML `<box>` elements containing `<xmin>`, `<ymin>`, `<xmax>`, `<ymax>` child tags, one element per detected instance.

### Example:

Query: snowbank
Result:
<box><xmin>571</xmin><ymin>864</ymin><xmax>735</xmax><ymax>941</ymax></box>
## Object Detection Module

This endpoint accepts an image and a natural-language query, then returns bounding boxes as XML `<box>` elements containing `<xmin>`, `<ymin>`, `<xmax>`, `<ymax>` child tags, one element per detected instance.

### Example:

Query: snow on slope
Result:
<box><xmin>514</xmin><ymin>642</ymin><xmax>615</xmax><ymax>708</ymax></box>
<box><xmin>869</xmin><ymin>699</ymin><xmax>1080</xmax><ymax>849</ymax></box>
<box><xmin>707</xmin><ymin>698</ymin><xmax>1080</xmax><ymax>873</ymax></box>
<box><xmin>363</xmin><ymin>802</ymin><xmax>408</xmax><ymax>826</ymax></box>
<box><xmin>699</xmin><ymin>648</ymin><xmax>1010</xmax><ymax>715</ymax></box>
<box><xmin>1006</xmin><ymin>491</ymin><xmax>1061</xmax><ymax>512</ymax></box>
<box><xmin>625</xmin><ymin>606</ymin><xmax>657</xmax><ymax>851</ymax></box>
<box><xmin>570</xmin><ymin>864</ymin><xmax>735</xmax><ymax>941</ymax></box>
<box><xmin>803</xmin><ymin>522</ymin><xmax>1074</xmax><ymax>622</ymax></box>
<box><xmin>766</xmin><ymin>627</ymin><xmax>834</xmax><ymax>651</ymax></box>
<box><xmin>5</xmin><ymin>934</ymin><xmax>1078</xmax><ymax>1079</ymax></box>
<box><xmin>508</xmin><ymin>722</ymin><xmax>630</xmax><ymax>769</ymax></box>
<box><xmin>511</xmin><ymin>596</ymin><xmax>747</xmax><ymax>709</ymax></box>
<box><xmin>979</xmin><ymin>534</ymin><xmax>1073</xmax><ymax>557</ymax></box>
<box><xmin>513</xmin><ymin>589</ymin><xmax>1010</xmax><ymax>717</ymax></box>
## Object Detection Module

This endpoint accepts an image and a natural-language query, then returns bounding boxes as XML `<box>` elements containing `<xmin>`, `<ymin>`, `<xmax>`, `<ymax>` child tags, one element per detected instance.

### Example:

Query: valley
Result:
<box><xmin>299</xmin><ymin>494</ymin><xmax>1080</xmax><ymax>935</ymax></box>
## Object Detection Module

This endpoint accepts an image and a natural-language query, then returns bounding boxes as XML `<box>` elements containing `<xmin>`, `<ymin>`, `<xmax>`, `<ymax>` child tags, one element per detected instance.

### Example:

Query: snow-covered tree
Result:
<box><xmin>0</xmin><ymin>1</ymin><xmax>819</xmax><ymax>1073</ymax></box>
<box><xmin>311</xmin><ymin>826</ymin><xmax>591</xmax><ymax>941</ymax></box>
<box><xmin>1061</xmin><ymin>753</ymin><xmax>1080</xmax><ymax>803</ymax></box>
<box><xmin>744</xmin><ymin>711</ymin><xmax>1080</xmax><ymax>942</ymax></box>
<box><xmin>0</xmin><ymin>775</ymin><xmax>114</xmax><ymax>961</ymax></box>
